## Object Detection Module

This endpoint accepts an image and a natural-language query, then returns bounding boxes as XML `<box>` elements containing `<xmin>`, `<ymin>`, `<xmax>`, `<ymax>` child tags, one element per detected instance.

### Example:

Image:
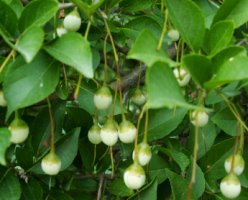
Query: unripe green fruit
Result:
<box><xmin>225</xmin><ymin>153</ymin><xmax>245</xmax><ymax>176</ymax></box>
<box><xmin>88</xmin><ymin>124</ymin><xmax>101</xmax><ymax>145</ymax></box>
<box><xmin>94</xmin><ymin>86</ymin><xmax>113</xmax><ymax>110</ymax></box>
<box><xmin>173</xmin><ymin>68</ymin><xmax>191</xmax><ymax>87</ymax></box>
<box><xmin>190</xmin><ymin>110</ymin><xmax>209</xmax><ymax>127</ymax></box>
<box><xmin>168</xmin><ymin>29</ymin><xmax>180</xmax><ymax>41</ymax></box>
<box><xmin>100</xmin><ymin>119</ymin><xmax>118</xmax><ymax>146</ymax></box>
<box><xmin>9</xmin><ymin>118</ymin><xmax>29</xmax><ymax>144</ymax></box>
<box><xmin>123</xmin><ymin>162</ymin><xmax>146</xmax><ymax>190</ymax></box>
<box><xmin>56</xmin><ymin>26</ymin><xmax>68</xmax><ymax>37</ymax></box>
<box><xmin>0</xmin><ymin>90</ymin><xmax>7</xmax><ymax>107</ymax></box>
<box><xmin>220</xmin><ymin>173</ymin><xmax>241</xmax><ymax>199</ymax></box>
<box><xmin>63</xmin><ymin>8</ymin><xmax>81</xmax><ymax>32</ymax></box>
<box><xmin>118</xmin><ymin>120</ymin><xmax>137</xmax><ymax>143</ymax></box>
<box><xmin>41</xmin><ymin>151</ymin><xmax>61</xmax><ymax>175</ymax></box>
<box><xmin>133</xmin><ymin>142</ymin><xmax>152</xmax><ymax>166</ymax></box>
<box><xmin>131</xmin><ymin>89</ymin><xmax>146</xmax><ymax>106</ymax></box>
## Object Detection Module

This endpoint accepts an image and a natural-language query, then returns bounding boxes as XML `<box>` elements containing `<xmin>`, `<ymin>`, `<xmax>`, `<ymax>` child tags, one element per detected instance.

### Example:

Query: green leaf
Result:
<box><xmin>129</xmin><ymin>179</ymin><xmax>158</xmax><ymax>200</ymax></box>
<box><xmin>211</xmin><ymin>107</ymin><xmax>237</xmax><ymax>136</ymax></box>
<box><xmin>211</xmin><ymin>46</ymin><xmax>246</xmax><ymax>74</ymax></box>
<box><xmin>164</xmin><ymin>0</ymin><xmax>205</xmax><ymax>51</ymax></box>
<box><xmin>0</xmin><ymin>170</ymin><xmax>21</xmax><ymax>200</ymax></box>
<box><xmin>141</xmin><ymin>108</ymin><xmax>187</xmax><ymax>141</ymax></box>
<box><xmin>158</xmin><ymin>147</ymin><xmax>190</xmax><ymax>172</ymax></box>
<box><xmin>212</xmin><ymin>0</ymin><xmax>248</xmax><ymax>28</ymax></box>
<box><xmin>108</xmin><ymin>179</ymin><xmax>134</xmax><ymax>197</ymax></box>
<box><xmin>3</xmin><ymin>52</ymin><xmax>60</xmax><ymax>118</ymax></box>
<box><xmin>127</xmin><ymin>30</ymin><xmax>175</xmax><ymax>67</ymax></box>
<box><xmin>204</xmin><ymin>57</ymin><xmax>248</xmax><ymax>89</ymax></box>
<box><xmin>148</xmin><ymin>154</ymin><xmax>169</xmax><ymax>184</ymax></box>
<box><xmin>166</xmin><ymin>169</ymin><xmax>196</xmax><ymax>200</ymax></box>
<box><xmin>120</xmin><ymin>0</ymin><xmax>152</xmax><ymax>12</ymax></box>
<box><xmin>193</xmin><ymin>0</ymin><xmax>218</xmax><ymax>28</ymax></box>
<box><xmin>44</xmin><ymin>32</ymin><xmax>93</xmax><ymax>79</ymax></box>
<box><xmin>21</xmin><ymin>179</ymin><xmax>43</xmax><ymax>200</ymax></box>
<box><xmin>204</xmin><ymin>20</ymin><xmax>234</xmax><ymax>55</ymax></box>
<box><xmin>2</xmin><ymin>0</ymin><xmax>23</xmax><ymax>18</ymax></box>
<box><xmin>0</xmin><ymin>0</ymin><xmax>18</xmax><ymax>38</ymax></box>
<box><xmin>15</xmin><ymin>26</ymin><xmax>44</xmax><ymax>63</ymax></box>
<box><xmin>136</xmin><ymin>179</ymin><xmax>158</xmax><ymax>200</ymax></box>
<box><xmin>0</xmin><ymin>128</ymin><xmax>11</xmax><ymax>165</ymax></box>
<box><xmin>56</xmin><ymin>128</ymin><xmax>81</xmax><ymax>171</ymax></box>
<box><xmin>18</xmin><ymin>0</ymin><xmax>58</xmax><ymax>32</ymax></box>
<box><xmin>70</xmin><ymin>0</ymin><xmax>104</xmax><ymax>16</ymax></box>
<box><xmin>146</xmin><ymin>62</ymin><xmax>194</xmax><ymax>109</ymax></box>
<box><xmin>199</xmin><ymin>138</ymin><xmax>234</xmax><ymax>179</ymax></box>
<box><xmin>183</xmin><ymin>54</ymin><xmax>213</xmax><ymax>87</ymax></box>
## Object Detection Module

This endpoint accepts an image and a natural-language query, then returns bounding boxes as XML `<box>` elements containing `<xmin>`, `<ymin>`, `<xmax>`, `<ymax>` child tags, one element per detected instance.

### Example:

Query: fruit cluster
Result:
<box><xmin>88</xmin><ymin>85</ymin><xmax>152</xmax><ymax>190</ymax></box>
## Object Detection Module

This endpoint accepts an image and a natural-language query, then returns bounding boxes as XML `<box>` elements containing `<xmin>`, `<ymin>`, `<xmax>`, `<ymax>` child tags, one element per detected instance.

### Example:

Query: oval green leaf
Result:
<box><xmin>3</xmin><ymin>52</ymin><xmax>60</xmax><ymax>118</ymax></box>
<box><xmin>146</xmin><ymin>62</ymin><xmax>194</xmax><ymax>109</ymax></box>
<box><xmin>44</xmin><ymin>32</ymin><xmax>93</xmax><ymax>79</ymax></box>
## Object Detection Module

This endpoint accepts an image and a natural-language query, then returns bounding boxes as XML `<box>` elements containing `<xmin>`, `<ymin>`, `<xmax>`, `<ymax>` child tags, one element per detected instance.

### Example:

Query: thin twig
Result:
<box><xmin>97</xmin><ymin>174</ymin><xmax>105</xmax><ymax>200</ymax></box>
<box><xmin>59</xmin><ymin>3</ymin><xmax>74</xmax><ymax>10</ymax></box>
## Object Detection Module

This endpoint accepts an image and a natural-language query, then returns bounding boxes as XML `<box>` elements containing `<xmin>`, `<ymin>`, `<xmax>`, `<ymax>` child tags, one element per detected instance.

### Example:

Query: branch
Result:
<box><xmin>97</xmin><ymin>174</ymin><xmax>105</xmax><ymax>200</ymax></box>
<box><xmin>59</xmin><ymin>3</ymin><xmax>75</xmax><ymax>10</ymax></box>
<box><xmin>109</xmin><ymin>44</ymin><xmax>177</xmax><ymax>90</ymax></box>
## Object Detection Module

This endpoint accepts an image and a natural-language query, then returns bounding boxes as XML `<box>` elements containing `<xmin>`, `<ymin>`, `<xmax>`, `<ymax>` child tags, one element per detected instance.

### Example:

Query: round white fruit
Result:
<box><xmin>220</xmin><ymin>173</ymin><xmax>241</xmax><ymax>199</ymax></box>
<box><xmin>9</xmin><ymin>118</ymin><xmax>29</xmax><ymax>144</ymax></box>
<box><xmin>41</xmin><ymin>151</ymin><xmax>61</xmax><ymax>175</ymax></box>
<box><xmin>0</xmin><ymin>90</ymin><xmax>7</xmax><ymax>107</ymax></box>
<box><xmin>133</xmin><ymin>142</ymin><xmax>152</xmax><ymax>166</ymax></box>
<box><xmin>168</xmin><ymin>29</ymin><xmax>180</xmax><ymax>41</ymax></box>
<box><xmin>124</xmin><ymin>163</ymin><xmax>146</xmax><ymax>190</ymax></box>
<box><xmin>173</xmin><ymin>68</ymin><xmax>191</xmax><ymax>87</ymax></box>
<box><xmin>88</xmin><ymin>124</ymin><xmax>101</xmax><ymax>145</ymax></box>
<box><xmin>131</xmin><ymin>89</ymin><xmax>146</xmax><ymax>106</ymax></box>
<box><xmin>100</xmin><ymin>119</ymin><xmax>118</xmax><ymax>146</ymax></box>
<box><xmin>63</xmin><ymin>9</ymin><xmax>81</xmax><ymax>32</ymax></box>
<box><xmin>56</xmin><ymin>26</ymin><xmax>68</xmax><ymax>37</ymax></box>
<box><xmin>94</xmin><ymin>86</ymin><xmax>113</xmax><ymax>110</ymax></box>
<box><xmin>225</xmin><ymin>154</ymin><xmax>245</xmax><ymax>176</ymax></box>
<box><xmin>190</xmin><ymin>110</ymin><xmax>209</xmax><ymax>127</ymax></box>
<box><xmin>118</xmin><ymin>120</ymin><xmax>137</xmax><ymax>143</ymax></box>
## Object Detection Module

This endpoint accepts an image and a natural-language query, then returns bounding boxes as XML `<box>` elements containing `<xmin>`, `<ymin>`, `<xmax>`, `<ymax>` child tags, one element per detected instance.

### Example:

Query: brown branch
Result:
<box><xmin>97</xmin><ymin>174</ymin><xmax>105</xmax><ymax>200</ymax></box>
<box><xmin>109</xmin><ymin>64</ymin><xmax>146</xmax><ymax>90</ymax></box>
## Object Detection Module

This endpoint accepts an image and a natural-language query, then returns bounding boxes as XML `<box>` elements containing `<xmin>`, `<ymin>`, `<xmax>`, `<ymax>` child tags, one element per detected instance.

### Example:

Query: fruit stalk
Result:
<box><xmin>47</xmin><ymin>98</ymin><xmax>55</xmax><ymax>153</ymax></box>
<box><xmin>73</xmin><ymin>17</ymin><xmax>92</xmax><ymax>99</ymax></box>
<box><xmin>157</xmin><ymin>9</ymin><xmax>168</xmax><ymax>50</ymax></box>
<box><xmin>133</xmin><ymin>106</ymin><xmax>146</xmax><ymax>163</ymax></box>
